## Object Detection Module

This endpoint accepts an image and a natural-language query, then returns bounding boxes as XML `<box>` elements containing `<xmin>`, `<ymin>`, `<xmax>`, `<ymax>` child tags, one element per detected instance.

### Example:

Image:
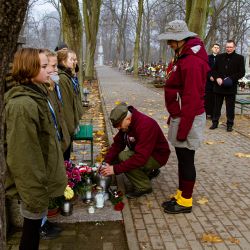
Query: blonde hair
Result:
<box><xmin>12</xmin><ymin>48</ymin><xmax>46</xmax><ymax>83</ymax></box>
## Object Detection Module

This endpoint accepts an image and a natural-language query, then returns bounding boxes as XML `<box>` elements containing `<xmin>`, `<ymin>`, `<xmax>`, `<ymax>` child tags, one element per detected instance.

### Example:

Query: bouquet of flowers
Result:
<box><xmin>108</xmin><ymin>187</ymin><xmax>125</xmax><ymax>211</ymax></box>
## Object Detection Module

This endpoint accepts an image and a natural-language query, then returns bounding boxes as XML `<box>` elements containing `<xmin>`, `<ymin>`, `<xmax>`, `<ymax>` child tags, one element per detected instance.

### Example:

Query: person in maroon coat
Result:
<box><xmin>101</xmin><ymin>103</ymin><xmax>170</xmax><ymax>199</ymax></box>
<box><xmin>158</xmin><ymin>20</ymin><xmax>209</xmax><ymax>213</ymax></box>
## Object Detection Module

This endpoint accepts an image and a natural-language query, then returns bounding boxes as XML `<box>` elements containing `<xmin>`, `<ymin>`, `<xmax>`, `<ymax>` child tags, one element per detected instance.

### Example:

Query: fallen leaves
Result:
<box><xmin>204</xmin><ymin>140</ymin><xmax>225</xmax><ymax>145</ymax></box>
<box><xmin>201</xmin><ymin>233</ymin><xmax>240</xmax><ymax>245</ymax></box>
<box><xmin>235</xmin><ymin>152</ymin><xmax>250</xmax><ymax>158</ymax></box>
<box><xmin>196</xmin><ymin>197</ymin><xmax>209</xmax><ymax>205</ymax></box>
<box><xmin>201</xmin><ymin>233</ymin><xmax>223</xmax><ymax>243</ymax></box>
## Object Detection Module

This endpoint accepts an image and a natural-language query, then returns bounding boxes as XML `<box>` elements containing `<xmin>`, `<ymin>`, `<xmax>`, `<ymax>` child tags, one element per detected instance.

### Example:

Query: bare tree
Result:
<box><xmin>61</xmin><ymin>0</ymin><xmax>83</xmax><ymax>82</ymax></box>
<box><xmin>133</xmin><ymin>0</ymin><xmax>143</xmax><ymax>75</ymax></box>
<box><xmin>83</xmin><ymin>0</ymin><xmax>102</xmax><ymax>79</ymax></box>
<box><xmin>0</xmin><ymin>2</ymin><xmax>29</xmax><ymax>248</ymax></box>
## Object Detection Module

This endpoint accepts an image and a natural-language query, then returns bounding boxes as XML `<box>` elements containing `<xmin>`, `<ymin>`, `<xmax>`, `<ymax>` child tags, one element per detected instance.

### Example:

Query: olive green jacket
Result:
<box><xmin>4</xmin><ymin>84</ymin><xmax>67</xmax><ymax>214</ymax></box>
<box><xmin>40</xmin><ymin>84</ymin><xmax>71</xmax><ymax>153</ymax></box>
<box><xmin>58</xmin><ymin>69</ymin><xmax>83</xmax><ymax>136</ymax></box>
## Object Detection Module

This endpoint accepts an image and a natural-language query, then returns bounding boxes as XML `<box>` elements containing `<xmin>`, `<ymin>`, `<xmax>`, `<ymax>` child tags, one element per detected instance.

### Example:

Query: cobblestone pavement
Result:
<box><xmin>97</xmin><ymin>65</ymin><xmax>250</xmax><ymax>250</ymax></box>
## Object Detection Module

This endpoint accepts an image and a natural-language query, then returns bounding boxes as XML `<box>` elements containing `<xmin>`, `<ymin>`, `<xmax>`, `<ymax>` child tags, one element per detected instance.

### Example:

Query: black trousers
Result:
<box><xmin>212</xmin><ymin>93</ymin><xmax>235</xmax><ymax>126</ymax></box>
<box><xmin>205</xmin><ymin>91</ymin><xmax>214</xmax><ymax>116</ymax></box>
<box><xmin>19</xmin><ymin>217</ymin><xmax>42</xmax><ymax>250</ymax></box>
<box><xmin>175</xmin><ymin>147</ymin><xmax>196</xmax><ymax>198</ymax></box>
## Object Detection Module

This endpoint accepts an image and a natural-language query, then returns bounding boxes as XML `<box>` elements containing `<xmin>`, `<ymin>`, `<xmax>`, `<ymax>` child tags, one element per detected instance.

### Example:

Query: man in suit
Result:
<box><xmin>205</xmin><ymin>43</ymin><xmax>220</xmax><ymax>118</ymax></box>
<box><xmin>210</xmin><ymin>40</ymin><xmax>245</xmax><ymax>132</ymax></box>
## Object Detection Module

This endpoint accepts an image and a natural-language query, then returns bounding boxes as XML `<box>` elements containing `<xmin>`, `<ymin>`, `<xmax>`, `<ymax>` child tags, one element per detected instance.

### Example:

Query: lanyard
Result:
<box><xmin>55</xmin><ymin>83</ymin><xmax>63</xmax><ymax>105</ymax></box>
<box><xmin>71</xmin><ymin>77</ymin><xmax>80</xmax><ymax>94</ymax></box>
<box><xmin>47</xmin><ymin>100</ymin><xmax>61</xmax><ymax>141</ymax></box>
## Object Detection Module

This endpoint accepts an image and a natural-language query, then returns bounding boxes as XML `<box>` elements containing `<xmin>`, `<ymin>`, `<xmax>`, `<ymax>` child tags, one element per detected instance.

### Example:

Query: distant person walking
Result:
<box><xmin>205</xmin><ymin>43</ymin><xmax>220</xmax><ymax>118</ymax></box>
<box><xmin>158</xmin><ymin>20</ymin><xmax>209</xmax><ymax>214</ymax></box>
<box><xmin>209</xmin><ymin>40</ymin><xmax>245</xmax><ymax>132</ymax></box>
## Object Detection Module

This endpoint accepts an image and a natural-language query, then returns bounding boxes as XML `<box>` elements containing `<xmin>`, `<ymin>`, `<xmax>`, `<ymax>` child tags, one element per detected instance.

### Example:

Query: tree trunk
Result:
<box><xmin>186</xmin><ymin>0</ymin><xmax>210</xmax><ymax>38</ymax></box>
<box><xmin>83</xmin><ymin>0</ymin><xmax>102</xmax><ymax>79</ymax></box>
<box><xmin>0</xmin><ymin>1</ymin><xmax>29</xmax><ymax>248</ymax></box>
<box><xmin>133</xmin><ymin>0</ymin><xmax>144</xmax><ymax>76</ymax></box>
<box><xmin>61</xmin><ymin>0</ymin><xmax>83</xmax><ymax>84</ymax></box>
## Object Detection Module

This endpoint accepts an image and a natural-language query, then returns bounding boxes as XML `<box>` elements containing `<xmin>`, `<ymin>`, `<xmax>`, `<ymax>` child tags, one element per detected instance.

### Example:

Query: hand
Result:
<box><xmin>216</xmin><ymin>78</ymin><xmax>223</xmax><ymax>85</ymax></box>
<box><xmin>210</xmin><ymin>76</ymin><xmax>214</xmax><ymax>81</ymax></box>
<box><xmin>100</xmin><ymin>163</ymin><xmax>114</xmax><ymax>176</ymax></box>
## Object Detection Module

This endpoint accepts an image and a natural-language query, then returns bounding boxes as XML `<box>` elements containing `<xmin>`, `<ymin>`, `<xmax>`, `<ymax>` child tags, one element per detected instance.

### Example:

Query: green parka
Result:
<box><xmin>58</xmin><ymin>68</ymin><xmax>83</xmax><ymax>136</ymax></box>
<box><xmin>4</xmin><ymin>83</ymin><xmax>67</xmax><ymax>214</ymax></box>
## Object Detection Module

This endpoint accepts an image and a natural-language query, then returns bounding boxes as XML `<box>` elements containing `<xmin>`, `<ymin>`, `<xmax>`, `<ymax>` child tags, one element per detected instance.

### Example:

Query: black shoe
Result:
<box><xmin>40</xmin><ymin>221</ymin><xmax>62</xmax><ymax>240</ymax></box>
<box><xmin>126</xmin><ymin>188</ymin><xmax>152</xmax><ymax>199</ymax></box>
<box><xmin>163</xmin><ymin>200</ymin><xmax>192</xmax><ymax>214</ymax></box>
<box><xmin>209</xmin><ymin>123</ymin><xmax>218</xmax><ymax>130</ymax></box>
<box><xmin>148</xmin><ymin>169</ymin><xmax>160</xmax><ymax>180</ymax></box>
<box><xmin>227</xmin><ymin>126</ymin><xmax>233</xmax><ymax>132</ymax></box>
<box><xmin>161</xmin><ymin>198</ymin><xmax>176</xmax><ymax>208</ymax></box>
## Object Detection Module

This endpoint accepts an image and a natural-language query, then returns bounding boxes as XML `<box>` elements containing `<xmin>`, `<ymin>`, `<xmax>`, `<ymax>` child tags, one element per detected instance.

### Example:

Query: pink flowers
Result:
<box><xmin>64</xmin><ymin>160</ymin><xmax>82</xmax><ymax>189</ymax></box>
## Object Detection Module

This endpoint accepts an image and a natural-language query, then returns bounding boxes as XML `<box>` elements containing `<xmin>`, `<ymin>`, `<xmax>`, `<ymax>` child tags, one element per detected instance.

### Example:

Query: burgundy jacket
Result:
<box><xmin>105</xmin><ymin>106</ymin><xmax>170</xmax><ymax>174</ymax></box>
<box><xmin>164</xmin><ymin>37</ymin><xmax>209</xmax><ymax>141</ymax></box>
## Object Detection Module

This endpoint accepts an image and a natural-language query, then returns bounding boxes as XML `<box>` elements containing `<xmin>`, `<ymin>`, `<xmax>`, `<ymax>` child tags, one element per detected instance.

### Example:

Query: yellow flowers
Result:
<box><xmin>64</xmin><ymin>185</ymin><xmax>74</xmax><ymax>200</ymax></box>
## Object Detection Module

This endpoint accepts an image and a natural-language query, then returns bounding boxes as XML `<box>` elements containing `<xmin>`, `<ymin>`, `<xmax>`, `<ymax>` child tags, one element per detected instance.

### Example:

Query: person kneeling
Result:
<box><xmin>100</xmin><ymin>103</ymin><xmax>170</xmax><ymax>199</ymax></box>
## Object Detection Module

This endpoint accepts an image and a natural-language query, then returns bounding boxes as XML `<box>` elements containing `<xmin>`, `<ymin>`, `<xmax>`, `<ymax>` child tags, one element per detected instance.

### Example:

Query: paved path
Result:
<box><xmin>97</xmin><ymin>65</ymin><xmax>250</xmax><ymax>250</ymax></box>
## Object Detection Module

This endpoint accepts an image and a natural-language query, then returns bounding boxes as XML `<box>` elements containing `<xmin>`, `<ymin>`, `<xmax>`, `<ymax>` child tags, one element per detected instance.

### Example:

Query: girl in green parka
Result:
<box><xmin>4</xmin><ymin>48</ymin><xmax>67</xmax><ymax>250</ymax></box>
<box><xmin>57</xmin><ymin>49</ymin><xmax>83</xmax><ymax>160</ymax></box>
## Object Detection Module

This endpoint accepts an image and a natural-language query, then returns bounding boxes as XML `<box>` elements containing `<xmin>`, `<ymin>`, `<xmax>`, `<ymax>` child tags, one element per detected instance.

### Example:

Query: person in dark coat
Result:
<box><xmin>100</xmin><ymin>103</ymin><xmax>170</xmax><ymax>199</ymax></box>
<box><xmin>205</xmin><ymin>43</ymin><xmax>220</xmax><ymax>118</ymax></box>
<box><xmin>210</xmin><ymin>40</ymin><xmax>245</xmax><ymax>131</ymax></box>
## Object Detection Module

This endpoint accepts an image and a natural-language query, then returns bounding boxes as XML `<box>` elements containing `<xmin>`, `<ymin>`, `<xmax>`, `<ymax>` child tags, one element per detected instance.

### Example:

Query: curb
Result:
<box><xmin>98</xmin><ymin>79</ymin><xmax>140</xmax><ymax>250</ymax></box>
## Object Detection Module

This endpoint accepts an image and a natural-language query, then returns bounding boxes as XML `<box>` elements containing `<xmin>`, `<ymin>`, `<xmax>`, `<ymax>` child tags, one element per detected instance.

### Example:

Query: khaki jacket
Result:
<box><xmin>58</xmin><ymin>69</ymin><xmax>83</xmax><ymax>136</ymax></box>
<box><xmin>4</xmin><ymin>83</ymin><xmax>67</xmax><ymax>213</ymax></box>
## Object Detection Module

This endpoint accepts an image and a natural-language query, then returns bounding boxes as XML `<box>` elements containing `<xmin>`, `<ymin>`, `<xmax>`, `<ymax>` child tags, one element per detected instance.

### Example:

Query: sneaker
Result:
<box><xmin>126</xmin><ymin>188</ymin><xmax>152</xmax><ymax>199</ymax></box>
<box><xmin>163</xmin><ymin>200</ymin><xmax>192</xmax><ymax>214</ymax></box>
<box><xmin>148</xmin><ymin>169</ymin><xmax>160</xmax><ymax>180</ymax></box>
<box><xmin>227</xmin><ymin>126</ymin><xmax>233</xmax><ymax>132</ymax></box>
<box><xmin>40</xmin><ymin>221</ymin><xmax>62</xmax><ymax>240</ymax></box>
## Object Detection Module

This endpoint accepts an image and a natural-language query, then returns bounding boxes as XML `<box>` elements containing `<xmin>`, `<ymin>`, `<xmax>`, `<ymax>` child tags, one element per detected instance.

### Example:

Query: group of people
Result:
<box><xmin>4</xmin><ymin>44</ymin><xmax>83</xmax><ymax>249</ymax></box>
<box><xmin>205</xmin><ymin>41</ymin><xmax>245</xmax><ymax>131</ymax></box>
<box><xmin>4</xmin><ymin>18</ymin><xmax>246</xmax><ymax>250</ymax></box>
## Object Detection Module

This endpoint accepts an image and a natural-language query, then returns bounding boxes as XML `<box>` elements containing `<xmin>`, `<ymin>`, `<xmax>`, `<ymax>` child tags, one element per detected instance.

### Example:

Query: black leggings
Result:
<box><xmin>175</xmin><ymin>147</ymin><xmax>196</xmax><ymax>181</ymax></box>
<box><xmin>19</xmin><ymin>217</ymin><xmax>42</xmax><ymax>250</ymax></box>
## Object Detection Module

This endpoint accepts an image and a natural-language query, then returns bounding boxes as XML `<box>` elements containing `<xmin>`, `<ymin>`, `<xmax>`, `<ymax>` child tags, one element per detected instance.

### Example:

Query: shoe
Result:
<box><xmin>161</xmin><ymin>198</ymin><xmax>176</xmax><ymax>208</ymax></box>
<box><xmin>40</xmin><ymin>221</ymin><xmax>62</xmax><ymax>240</ymax></box>
<box><xmin>164</xmin><ymin>200</ymin><xmax>192</xmax><ymax>214</ymax></box>
<box><xmin>148</xmin><ymin>169</ymin><xmax>160</xmax><ymax>180</ymax></box>
<box><xmin>126</xmin><ymin>188</ymin><xmax>152</xmax><ymax>199</ymax></box>
<box><xmin>209</xmin><ymin>123</ymin><xmax>218</xmax><ymax>130</ymax></box>
<box><xmin>227</xmin><ymin>126</ymin><xmax>233</xmax><ymax>132</ymax></box>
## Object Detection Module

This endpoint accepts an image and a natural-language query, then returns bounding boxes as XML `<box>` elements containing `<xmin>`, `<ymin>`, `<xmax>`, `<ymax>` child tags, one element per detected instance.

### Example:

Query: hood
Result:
<box><xmin>180</xmin><ymin>37</ymin><xmax>208</xmax><ymax>63</ymax></box>
<box><xmin>4</xmin><ymin>83</ymin><xmax>47</xmax><ymax>106</ymax></box>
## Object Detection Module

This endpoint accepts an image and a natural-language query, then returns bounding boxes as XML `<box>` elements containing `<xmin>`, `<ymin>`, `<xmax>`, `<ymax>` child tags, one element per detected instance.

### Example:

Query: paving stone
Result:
<box><xmin>137</xmin><ymin>229</ymin><xmax>150</xmax><ymax>242</ymax></box>
<box><xmin>143</xmin><ymin>214</ymin><xmax>155</xmax><ymax>224</ymax></box>
<box><xmin>134</xmin><ymin>218</ymin><xmax>145</xmax><ymax>230</ymax></box>
<box><xmin>149</xmin><ymin>235</ymin><xmax>165</xmax><ymax>249</ymax></box>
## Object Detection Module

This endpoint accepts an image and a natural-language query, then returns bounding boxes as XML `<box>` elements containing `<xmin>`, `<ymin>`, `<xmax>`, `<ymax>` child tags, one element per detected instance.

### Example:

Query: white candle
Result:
<box><xmin>86</xmin><ymin>191</ymin><xmax>92</xmax><ymax>199</ymax></box>
<box><xmin>63</xmin><ymin>202</ymin><xmax>70</xmax><ymax>213</ymax></box>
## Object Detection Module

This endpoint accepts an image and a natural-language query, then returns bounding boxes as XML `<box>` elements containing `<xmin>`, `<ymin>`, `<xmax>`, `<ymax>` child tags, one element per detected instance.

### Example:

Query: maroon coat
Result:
<box><xmin>164</xmin><ymin>37</ymin><xmax>209</xmax><ymax>141</ymax></box>
<box><xmin>105</xmin><ymin>106</ymin><xmax>170</xmax><ymax>174</ymax></box>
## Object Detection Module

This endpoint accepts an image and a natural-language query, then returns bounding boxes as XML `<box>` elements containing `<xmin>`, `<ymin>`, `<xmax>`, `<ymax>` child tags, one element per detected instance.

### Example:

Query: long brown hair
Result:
<box><xmin>12</xmin><ymin>48</ymin><xmax>46</xmax><ymax>83</ymax></box>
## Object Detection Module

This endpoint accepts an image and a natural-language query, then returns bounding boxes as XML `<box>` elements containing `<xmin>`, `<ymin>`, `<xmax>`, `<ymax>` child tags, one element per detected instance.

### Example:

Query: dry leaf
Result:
<box><xmin>228</xmin><ymin>237</ymin><xmax>240</xmax><ymax>244</ymax></box>
<box><xmin>148</xmin><ymin>112</ymin><xmax>154</xmax><ymax>115</ymax></box>
<box><xmin>231</xmin><ymin>182</ymin><xmax>239</xmax><ymax>188</ymax></box>
<box><xmin>163</xmin><ymin>116</ymin><xmax>168</xmax><ymax>120</ymax></box>
<box><xmin>163</xmin><ymin>125</ymin><xmax>168</xmax><ymax>128</ymax></box>
<box><xmin>80</xmin><ymin>151</ymin><xmax>87</xmax><ymax>155</ymax></box>
<box><xmin>201</xmin><ymin>233</ymin><xmax>223</xmax><ymax>243</ymax></box>
<box><xmin>235</xmin><ymin>152</ymin><xmax>250</xmax><ymax>158</ymax></box>
<box><xmin>146</xmin><ymin>201</ymin><xmax>152</xmax><ymax>208</ymax></box>
<box><xmin>197</xmin><ymin>197</ymin><xmax>208</xmax><ymax>205</ymax></box>
<box><xmin>205</xmin><ymin>141</ymin><xmax>214</xmax><ymax>145</ymax></box>
<box><xmin>96</xmin><ymin>130</ymin><xmax>105</xmax><ymax>136</ymax></box>
<box><xmin>70</xmin><ymin>154</ymin><xmax>76</xmax><ymax>160</ymax></box>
